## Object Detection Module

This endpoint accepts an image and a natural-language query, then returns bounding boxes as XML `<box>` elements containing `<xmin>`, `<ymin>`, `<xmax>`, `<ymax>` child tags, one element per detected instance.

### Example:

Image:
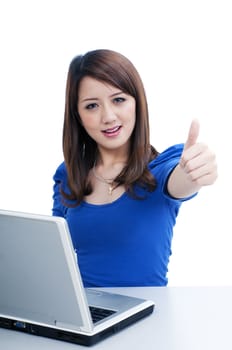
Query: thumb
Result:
<box><xmin>184</xmin><ymin>119</ymin><xmax>200</xmax><ymax>150</ymax></box>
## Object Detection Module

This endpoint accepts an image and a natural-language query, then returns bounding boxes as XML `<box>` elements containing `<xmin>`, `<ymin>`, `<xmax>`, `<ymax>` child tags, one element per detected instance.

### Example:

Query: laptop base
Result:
<box><xmin>0</xmin><ymin>305</ymin><xmax>154</xmax><ymax>346</ymax></box>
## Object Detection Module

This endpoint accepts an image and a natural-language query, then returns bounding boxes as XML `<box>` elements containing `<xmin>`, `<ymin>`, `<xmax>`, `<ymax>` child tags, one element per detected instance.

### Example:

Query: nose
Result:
<box><xmin>101</xmin><ymin>104</ymin><xmax>117</xmax><ymax>124</ymax></box>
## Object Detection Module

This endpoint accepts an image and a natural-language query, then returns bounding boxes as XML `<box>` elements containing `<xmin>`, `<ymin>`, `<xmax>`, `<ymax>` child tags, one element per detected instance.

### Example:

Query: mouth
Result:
<box><xmin>102</xmin><ymin>125</ymin><xmax>122</xmax><ymax>136</ymax></box>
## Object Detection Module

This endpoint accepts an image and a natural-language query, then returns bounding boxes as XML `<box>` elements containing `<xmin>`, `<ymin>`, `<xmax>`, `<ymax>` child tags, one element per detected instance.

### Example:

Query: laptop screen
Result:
<box><xmin>0</xmin><ymin>212</ymin><xmax>92</xmax><ymax>331</ymax></box>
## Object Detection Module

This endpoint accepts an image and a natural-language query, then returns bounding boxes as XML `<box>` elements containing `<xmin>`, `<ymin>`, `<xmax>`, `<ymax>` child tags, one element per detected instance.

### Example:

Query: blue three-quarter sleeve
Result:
<box><xmin>52</xmin><ymin>162</ymin><xmax>68</xmax><ymax>218</ymax></box>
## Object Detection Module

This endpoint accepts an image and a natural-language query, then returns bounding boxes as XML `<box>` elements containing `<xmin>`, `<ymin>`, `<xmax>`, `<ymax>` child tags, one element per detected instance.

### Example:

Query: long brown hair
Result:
<box><xmin>62</xmin><ymin>49</ymin><xmax>159</xmax><ymax>206</ymax></box>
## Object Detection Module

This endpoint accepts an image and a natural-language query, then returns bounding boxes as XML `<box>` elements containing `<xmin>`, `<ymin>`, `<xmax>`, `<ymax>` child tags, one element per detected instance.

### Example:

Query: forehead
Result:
<box><xmin>78</xmin><ymin>76</ymin><xmax>120</xmax><ymax>98</ymax></box>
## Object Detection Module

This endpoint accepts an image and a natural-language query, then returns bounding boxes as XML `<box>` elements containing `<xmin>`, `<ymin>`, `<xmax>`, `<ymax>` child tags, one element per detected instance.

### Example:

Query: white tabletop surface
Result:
<box><xmin>1</xmin><ymin>286</ymin><xmax>232</xmax><ymax>350</ymax></box>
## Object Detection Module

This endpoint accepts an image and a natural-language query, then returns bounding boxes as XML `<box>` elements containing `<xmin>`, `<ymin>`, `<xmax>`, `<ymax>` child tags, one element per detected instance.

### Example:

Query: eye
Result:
<box><xmin>113</xmin><ymin>97</ymin><xmax>126</xmax><ymax>104</ymax></box>
<box><xmin>85</xmin><ymin>102</ymin><xmax>98</xmax><ymax>110</ymax></box>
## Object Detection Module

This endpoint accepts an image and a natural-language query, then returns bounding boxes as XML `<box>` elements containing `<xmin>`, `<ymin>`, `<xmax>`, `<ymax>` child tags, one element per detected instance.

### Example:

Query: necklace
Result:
<box><xmin>92</xmin><ymin>164</ymin><xmax>115</xmax><ymax>195</ymax></box>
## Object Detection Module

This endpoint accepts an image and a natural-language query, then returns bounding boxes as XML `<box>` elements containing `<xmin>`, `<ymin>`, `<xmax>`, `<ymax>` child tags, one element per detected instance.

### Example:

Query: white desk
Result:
<box><xmin>1</xmin><ymin>286</ymin><xmax>232</xmax><ymax>349</ymax></box>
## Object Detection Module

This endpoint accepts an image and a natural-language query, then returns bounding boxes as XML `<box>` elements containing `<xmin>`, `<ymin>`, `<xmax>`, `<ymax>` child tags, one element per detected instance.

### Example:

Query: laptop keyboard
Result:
<box><xmin>89</xmin><ymin>306</ymin><xmax>116</xmax><ymax>323</ymax></box>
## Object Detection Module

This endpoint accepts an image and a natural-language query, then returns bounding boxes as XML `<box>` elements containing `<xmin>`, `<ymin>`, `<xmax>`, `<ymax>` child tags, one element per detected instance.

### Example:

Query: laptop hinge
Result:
<box><xmin>55</xmin><ymin>321</ymin><xmax>91</xmax><ymax>332</ymax></box>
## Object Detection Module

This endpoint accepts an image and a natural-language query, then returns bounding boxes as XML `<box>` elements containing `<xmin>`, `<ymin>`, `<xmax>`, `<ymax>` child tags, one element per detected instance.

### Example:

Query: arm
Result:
<box><xmin>167</xmin><ymin>119</ymin><xmax>218</xmax><ymax>199</ymax></box>
<box><xmin>52</xmin><ymin>162</ymin><xmax>68</xmax><ymax>218</ymax></box>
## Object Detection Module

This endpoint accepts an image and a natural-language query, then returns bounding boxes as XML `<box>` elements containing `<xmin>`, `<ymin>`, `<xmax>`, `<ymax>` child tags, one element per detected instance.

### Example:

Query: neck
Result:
<box><xmin>92</xmin><ymin>163</ymin><xmax>115</xmax><ymax>184</ymax></box>
<box><xmin>92</xmin><ymin>163</ymin><xmax>116</xmax><ymax>196</ymax></box>
<box><xmin>96</xmin><ymin>146</ymin><xmax>128</xmax><ymax>167</ymax></box>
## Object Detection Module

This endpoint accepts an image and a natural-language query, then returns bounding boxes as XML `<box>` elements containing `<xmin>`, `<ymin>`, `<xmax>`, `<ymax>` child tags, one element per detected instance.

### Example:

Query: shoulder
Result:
<box><xmin>53</xmin><ymin>161</ymin><xmax>67</xmax><ymax>181</ymax></box>
<box><xmin>148</xmin><ymin>144</ymin><xmax>184</xmax><ymax>186</ymax></box>
<box><xmin>151</xmin><ymin>143</ymin><xmax>184</xmax><ymax>166</ymax></box>
<box><xmin>53</xmin><ymin>162</ymin><xmax>69</xmax><ymax>192</ymax></box>
<box><xmin>149</xmin><ymin>144</ymin><xmax>184</xmax><ymax>170</ymax></box>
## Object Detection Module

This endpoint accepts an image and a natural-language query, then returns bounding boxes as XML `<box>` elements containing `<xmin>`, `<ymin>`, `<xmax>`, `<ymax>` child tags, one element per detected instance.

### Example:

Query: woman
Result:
<box><xmin>52</xmin><ymin>49</ymin><xmax>217</xmax><ymax>287</ymax></box>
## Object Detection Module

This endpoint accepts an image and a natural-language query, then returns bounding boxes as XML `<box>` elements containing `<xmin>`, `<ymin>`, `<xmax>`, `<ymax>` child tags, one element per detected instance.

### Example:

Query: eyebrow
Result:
<box><xmin>79</xmin><ymin>91</ymin><xmax>124</xmax><ymax>103</ymax></box>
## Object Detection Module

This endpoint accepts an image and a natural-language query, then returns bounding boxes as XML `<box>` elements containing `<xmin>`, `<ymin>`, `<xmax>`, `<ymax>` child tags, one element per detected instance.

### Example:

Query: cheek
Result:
<box><xmin>125</xmin><ymin>104</ymin><xmax>136</xmax><ymax>126</ymax></box>
<box><xmin>78</xmin><ymin>107</ymin><xmax>92</xmax><ymax>127</ymax></box>
<box><xmin>128</xmin><ymin>99</ymin><xmax>136</xmax><ymax>115</ymax></box>
<box><xmin>79</xmin><ymin>113</ymin><xmax>97</xmax><ymax>130</ymax></box>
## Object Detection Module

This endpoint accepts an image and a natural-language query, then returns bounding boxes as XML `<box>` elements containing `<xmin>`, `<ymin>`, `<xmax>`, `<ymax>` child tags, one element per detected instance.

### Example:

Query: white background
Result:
<box><xmin>0</xmin><ymin>0</ymin><xmax>231</xmax><ymax>286</ymax></box>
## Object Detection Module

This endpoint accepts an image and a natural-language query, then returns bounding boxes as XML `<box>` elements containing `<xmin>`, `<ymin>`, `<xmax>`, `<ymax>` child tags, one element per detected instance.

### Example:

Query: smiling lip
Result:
<box><xmin>102</xmin><ymin>126</ymin><xmax>122</xmax><ymax>137</ymax></box>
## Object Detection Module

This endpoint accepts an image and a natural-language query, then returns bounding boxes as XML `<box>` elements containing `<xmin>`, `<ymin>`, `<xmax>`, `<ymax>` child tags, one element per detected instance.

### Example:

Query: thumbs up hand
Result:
<box><xmin>167</xmin><ymin>119</ymin><xmax>218</xmax><ymax>199</ymax></box>
<box><xmin>179</xmin><ymin>119</ymin><xmax>218</xmax><ymax>186</ymax></box>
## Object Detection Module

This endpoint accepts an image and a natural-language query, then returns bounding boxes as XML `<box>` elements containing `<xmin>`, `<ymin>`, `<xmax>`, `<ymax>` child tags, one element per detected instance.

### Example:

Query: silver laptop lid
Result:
<box><xmin>0</xmin><ymin>209</ymin><xmax>93</xmax><ymax>332</ymax></box>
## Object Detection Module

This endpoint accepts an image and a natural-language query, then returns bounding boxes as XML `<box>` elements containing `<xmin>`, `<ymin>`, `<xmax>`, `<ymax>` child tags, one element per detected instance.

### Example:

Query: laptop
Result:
<box><xmin>0</xmin><ymin>209</ymin><xmax>155</xmax><ymax>346</ymax></box>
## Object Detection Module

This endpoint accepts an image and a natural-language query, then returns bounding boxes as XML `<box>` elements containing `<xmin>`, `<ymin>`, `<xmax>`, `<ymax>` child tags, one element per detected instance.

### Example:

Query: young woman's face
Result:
<box><xmin>78</xmin><ymin>76</ymin><xmax>136</xmax><ymax>153</ymax></box>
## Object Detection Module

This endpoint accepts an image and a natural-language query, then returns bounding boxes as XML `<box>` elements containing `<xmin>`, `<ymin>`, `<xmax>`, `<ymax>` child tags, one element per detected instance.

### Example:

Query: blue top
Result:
<box><xmin>52</xmin><ymin>144</ymin><xmax>196</xmax><ymax>287</ymax></box>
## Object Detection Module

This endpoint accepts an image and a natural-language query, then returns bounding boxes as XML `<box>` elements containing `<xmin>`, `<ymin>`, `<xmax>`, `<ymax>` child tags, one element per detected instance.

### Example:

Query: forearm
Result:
<box><xmin>167</xmin><ymin>164</ymin><xmax>201</xmax><ymax>199</ymax></box>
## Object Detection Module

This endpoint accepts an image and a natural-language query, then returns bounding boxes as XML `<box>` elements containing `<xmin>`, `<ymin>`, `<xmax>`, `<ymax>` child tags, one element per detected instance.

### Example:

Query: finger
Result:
<box><xmin>184</xmin><ymin>119</ymin><xmax>200</xmax><ymax>151</ymax></box>
<box><xmin>185</xmin><ymin>163</ymin><xmax>218</xmax><ymax>185</ymax></box>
